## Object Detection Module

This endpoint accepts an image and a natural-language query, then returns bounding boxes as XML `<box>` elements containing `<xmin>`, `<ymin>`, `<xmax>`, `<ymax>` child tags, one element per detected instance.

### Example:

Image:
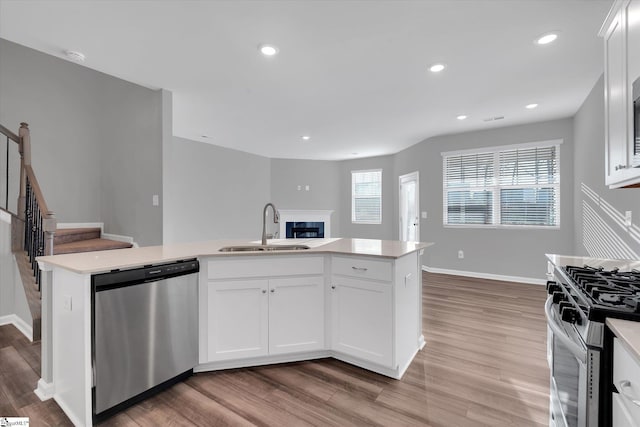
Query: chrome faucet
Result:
<box><xmin>262</xmin><ymin>203</ymin><xmax>279</xmax><ymax>245</ymax></box>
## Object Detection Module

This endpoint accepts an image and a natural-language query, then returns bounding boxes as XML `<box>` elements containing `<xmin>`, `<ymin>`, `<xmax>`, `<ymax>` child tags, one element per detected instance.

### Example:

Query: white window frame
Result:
<box><xmin>352</xmin><ymin>169</ymin><xmax>383</xmax><ymax>224</ymax></box>
<box><xmin>441</xmin><ymin>139</ymin><xmax>562</xmax><ymax>229</ymax></box>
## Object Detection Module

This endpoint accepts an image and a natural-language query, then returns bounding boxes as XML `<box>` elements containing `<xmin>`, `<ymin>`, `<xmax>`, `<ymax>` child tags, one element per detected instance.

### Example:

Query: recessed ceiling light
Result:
<box><xmin>456</xmin><ymin>115</ymin><xmax>468</xmax><ymax>120</ymax></box>
<box><xmin>536</xmin><ymin>33</ymin><xmax>558</xmax><ymax>45</ymax></box>
<box><xmin>201</xmin><ymin>135</ymin><xmax>209</xmax><ymax>139</ymax></box>
<box><xmin>351</xmin><ymin>152</ymin><xmax>359</xmax><ymax>156</ymax></box>
<box><xmin>259</xmin><ymin>44</ymin><xmax>279</xmax><ymax>56</ymax></box>
<box><xmin>301</xmin><ymin>135</ymin><xmax>311</xmax><ymax>141</ymax></box>
<box><xmin>64</xmin><ymin>50</ymin><xmax>86</xmax><ymax>63</ymax></box>
<box><xmin>526</xmin><ymin>103</ymin><xmax>538</xmax><ymax>109</ymax></box>
<box><xmin>429</xmin><ymin>63</ymin><xmax>445</xmax><ymax>73</ymax></box>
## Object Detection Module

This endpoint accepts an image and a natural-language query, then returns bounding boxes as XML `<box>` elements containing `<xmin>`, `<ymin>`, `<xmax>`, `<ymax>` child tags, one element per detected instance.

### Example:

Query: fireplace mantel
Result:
<box><xmin>278</xmin><ymin>210</ymin><xmax>334</xmax><ymax>238</ymax></box>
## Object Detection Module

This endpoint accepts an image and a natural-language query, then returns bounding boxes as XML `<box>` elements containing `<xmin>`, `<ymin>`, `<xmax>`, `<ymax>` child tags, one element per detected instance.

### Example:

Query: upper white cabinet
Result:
<box><xmin>601</xmin><ymin>0</ymin><xmax>640</xmax><ymax>188</ymax></box>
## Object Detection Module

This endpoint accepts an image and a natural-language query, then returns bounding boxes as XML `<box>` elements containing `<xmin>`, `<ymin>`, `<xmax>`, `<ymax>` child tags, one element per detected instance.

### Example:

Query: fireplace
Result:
<box><xmin>278</xmin><ymin>210</ymin><xmax>333</xmax><ymax>239</ymax></box>
<box><xmin>286</xmin><ymin>222</ymin><xmax>325</xmax><ymax>238</ymax></box>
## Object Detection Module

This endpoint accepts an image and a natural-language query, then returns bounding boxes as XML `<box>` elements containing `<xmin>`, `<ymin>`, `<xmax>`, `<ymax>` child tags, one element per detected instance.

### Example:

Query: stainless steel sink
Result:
<box><xmin>219</xmin><ymin>244</ymin><xmax>310</xmax><ymax>252</ymax></box>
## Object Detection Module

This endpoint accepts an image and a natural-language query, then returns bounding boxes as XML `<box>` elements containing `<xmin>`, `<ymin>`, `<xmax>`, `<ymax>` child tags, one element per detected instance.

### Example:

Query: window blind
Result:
<box><xmin>352</xmin><ymin>170</ymin><xmax>382</xmax><ymax>223</ymax></box>
<box><xmin>443</xmin><ymin>142</ymin><xmax>560</xmax><ymax>227</ymax></box>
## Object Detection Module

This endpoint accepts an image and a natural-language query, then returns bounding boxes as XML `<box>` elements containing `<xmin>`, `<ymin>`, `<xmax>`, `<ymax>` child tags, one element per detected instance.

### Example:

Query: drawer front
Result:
<box><xmin>612</xmin><ymin>392</ymin><xmax>639</xmax><ymax>427</ymax></box>
<box><xmin>613</xmin><ymin>338</ymin><xmax>640</xmax><ymax>424</ymax></box>
<box><xmin>332</xmin><ymin>256</ymin><xmax>392</xmax><ymax>282</ymax></box>
<box><xmin>207</xmin><ymin>256</ymin><xmax>323</xmax><ymax>279</ymax></box>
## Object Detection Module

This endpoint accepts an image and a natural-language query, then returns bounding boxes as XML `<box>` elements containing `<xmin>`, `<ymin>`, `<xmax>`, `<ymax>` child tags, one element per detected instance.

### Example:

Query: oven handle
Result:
<box><xmin>544</xmin><ymin>296</ymin><xmax>586</xmax><ymax>364</ymax></box>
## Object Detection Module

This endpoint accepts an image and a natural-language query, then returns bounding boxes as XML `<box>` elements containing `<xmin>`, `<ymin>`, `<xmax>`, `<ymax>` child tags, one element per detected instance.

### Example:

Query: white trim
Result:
<box><xmin>56</xmin><ymin>222</ymin><xmax>104</xmax><ymax>233</ymax></box>
<box><xmin>421</xmin><ymin>265</ymin><xmax>546</xmax><ymax>285</ymax></box>
<box><xmin>102</xmin><ymin>233</ymin><xmax>139</xmax><ymax>248</ymax></box>
<box><xmin>34</xmin><ymin>379</ymin><xmax>55</xmax><ymax>401</ymax></box>
<box><xmin>0</xmin><ymin>209</ymin><xmax>12</xmax><ymax>224</ymax></box>
<box><xmin>441</xmin><ymin>138</ymin><xmax>564</xmax><ymax>157</ymax></box>
<box><xmin>0</xmin><ymin>314</ymin><xmax>33</xmax><ymax>341</ymax></box>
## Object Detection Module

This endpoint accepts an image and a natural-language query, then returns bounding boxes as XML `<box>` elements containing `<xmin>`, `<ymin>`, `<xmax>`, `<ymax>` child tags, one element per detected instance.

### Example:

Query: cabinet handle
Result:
<box><xmin>615</xmin><ymin>164</ymin><xmax>628</xmax><ymax>171</ymax></box>
<box><xmin>331</xmin><ymin>285</ymin><xmax>336</xmax><ymax>290</ymax></box>
<box><xmin>619</xmin><ymin>380</ymin><xmax>640</xmax><ymax>407</ymax></box>
<box><xmin>351</xmin><ymin>266</ymin><xmax>368</xmax><ymax>272</ymax></box>
<box><xmin>270</xmin><ymin>288</ymin><xmax>275</xmax><ymax>293</ymax></box>
<box><xmin>262</xmin><ymin>289</ymin><xmax>267</xmax><ymax>294</ymax></box>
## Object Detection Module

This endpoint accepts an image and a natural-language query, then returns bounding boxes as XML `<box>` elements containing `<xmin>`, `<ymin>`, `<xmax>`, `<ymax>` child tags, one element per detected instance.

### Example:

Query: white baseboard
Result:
<box><xmin>102</xmin><ymin>232</ymin><xmax>138</xmax><ymax>248</ymax></box>
<box><xmin>0</xmin><ymin>314</ymin><xmax>33</xmax><ymax>341</ymax></box>
<box><xmin>422</xmin><ymin>265</ymin><xmax>546</xmax><ymax>285</ymax></box>
<box><xmin>34</xmin><ymin>378</ymin><xmax>55</xmax><ymax>401</ymax></box>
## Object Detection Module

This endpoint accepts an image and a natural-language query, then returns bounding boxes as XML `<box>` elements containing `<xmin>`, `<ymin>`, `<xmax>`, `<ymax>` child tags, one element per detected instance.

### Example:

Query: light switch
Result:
<box><xmin>625</xmin><ymin>210</ymin><xmax>632</xmax><ymax>227</ymax></box>
<box><xmin>421</xmin><ymin>211</ymin><xmax>427</xmax><ymax>219</ymax></box>
<box><xmin>152</xmin><ymin>194</ymin><xmax>159</xmax><ymax>206</ymax></box>
<box><xmin>305</xmin><ymin>185</ymin><xmax>310</xmax><ymax>191</ymax></box>
<box><xmin>63</xmin><ymin>295</ymin><xmax>72</xmax><ymax>312</ymax></box>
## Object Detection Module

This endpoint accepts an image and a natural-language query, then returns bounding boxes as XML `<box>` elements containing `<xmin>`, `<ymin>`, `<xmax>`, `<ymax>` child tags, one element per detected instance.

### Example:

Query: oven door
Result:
<box><xmin>545</xmin><ymin>297</ymin><xmax>590</xmax><ymax>427</ymax></box>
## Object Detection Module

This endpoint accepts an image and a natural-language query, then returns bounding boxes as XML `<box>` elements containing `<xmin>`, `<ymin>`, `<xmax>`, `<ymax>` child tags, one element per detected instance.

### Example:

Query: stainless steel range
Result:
<box><xmin>546</xmin><ymin>264</ymin><xmax>640</xmax><ymax>427</ymax></box>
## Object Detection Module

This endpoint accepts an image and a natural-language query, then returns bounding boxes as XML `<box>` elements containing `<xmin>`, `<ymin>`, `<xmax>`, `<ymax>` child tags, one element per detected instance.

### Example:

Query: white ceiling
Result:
<box><xmin>0</xmin><ymin>0</ymin><xmax>612</xmax><ymax>160</ymax></box>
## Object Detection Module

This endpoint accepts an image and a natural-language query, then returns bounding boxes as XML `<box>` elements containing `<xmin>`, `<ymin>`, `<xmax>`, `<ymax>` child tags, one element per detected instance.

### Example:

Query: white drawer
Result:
<box><xmin>332</xmin><ymin>256</ymin><xmax>392</xmax><ymax>282</ymax></box>
<box><xmin>207</xmin><ymin>256</ymin><xmax>323</xmax><ymax>279</ymax></box>
<box><xmin>613</xmin><ymin>392</ymin><xmax>639</xmax><ymax>427</ymax></box>
<box><xmin>613</xmin><ymin>338</ymin><xmax>640</xmax><ymax>425</ymax></box>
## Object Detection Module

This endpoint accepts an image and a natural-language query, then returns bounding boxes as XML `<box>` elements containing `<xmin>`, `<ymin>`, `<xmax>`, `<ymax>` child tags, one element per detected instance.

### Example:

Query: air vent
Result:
<box><xmin>483</xmin><ymin>116</ymin><xmax>505</xmax><ymax>122</ymax></box>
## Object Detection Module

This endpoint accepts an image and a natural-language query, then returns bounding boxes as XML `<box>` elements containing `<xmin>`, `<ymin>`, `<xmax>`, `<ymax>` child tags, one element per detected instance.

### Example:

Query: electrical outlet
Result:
<box><xmin>152</xmin><ymin>194</ymin><xmax>159</xmax><ymax>206</ymax></box>
<box><xmin>421</xmin><ymin>211</ymin><xmax>427</xmax><ymax>219</ymax></box>
<box><xmin>458</xmin><ymin>250</ymin><xmax>464</xmax><ymax>259</ymax></box>
<box><xmin>297</xmin><ymin>185</ymin><xmax>302</xmax><ymax>191</ymax></box>
<box><xmin>625</xmin><ymin>210</ymin><xmax>632</xmax><ymax>227</ymax></box>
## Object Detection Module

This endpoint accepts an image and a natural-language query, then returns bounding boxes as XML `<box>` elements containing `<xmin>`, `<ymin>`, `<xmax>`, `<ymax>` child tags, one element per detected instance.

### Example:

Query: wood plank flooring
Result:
<box><xmin>0</xmin><ymin>272</ymin><xmax>549</xmax><ymax>426</ymax></box>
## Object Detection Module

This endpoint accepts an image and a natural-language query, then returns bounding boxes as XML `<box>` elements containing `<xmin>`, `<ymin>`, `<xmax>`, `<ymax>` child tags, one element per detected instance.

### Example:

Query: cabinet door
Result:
<box><xmin>208</xmin><ymin>280</ymin><xmax>268</xmax><ymax>361</ymax></box>
<box><xmin>612</xmin><ymin>392</ymin><xmax>638</xmax><ymax>427</ymax></box>
<box><xmin>268</xmin><ymin>276</ymin><xmax>324</xmax><ymax>355</ymax></box>
<box><xmin>605</xmin><ymin>6</ymin><xmax>629</xmax><ymax>185</ymax></box>
<box><xmin>331</xmin><ymin>276</ymin><xmax>393</xmax><ymax>367</ymax></box>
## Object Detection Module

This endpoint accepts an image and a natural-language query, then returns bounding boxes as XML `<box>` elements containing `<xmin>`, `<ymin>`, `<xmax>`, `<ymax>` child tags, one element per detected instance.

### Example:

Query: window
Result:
<box><xmin>442</xmin><ymin>140</ymin><xmax>561</xmax><ymax>227</ymax></box>
<box><xmin>352</xmin><ymin>169</ymin><xmax>382</xmax><ymax>224</ymax></box>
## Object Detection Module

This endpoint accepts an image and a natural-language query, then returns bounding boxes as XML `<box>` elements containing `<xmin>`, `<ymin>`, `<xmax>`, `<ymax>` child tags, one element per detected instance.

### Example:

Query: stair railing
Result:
<box><xmin>0</xmin><ymin>122</ymin><xmax>56</xmax><ymax>287</ymax></box>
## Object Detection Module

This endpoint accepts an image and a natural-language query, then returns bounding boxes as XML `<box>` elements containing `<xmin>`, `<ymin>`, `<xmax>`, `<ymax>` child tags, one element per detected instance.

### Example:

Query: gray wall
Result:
<box><xmin>164</xmin><ymin>137</ymin><xmax>271</xmax><ymax>244</ymax></box>
<box><xmin>270</xmin><ymin>159</ymin><xmax>342</xmax><ymax>237</ymax></box>
<box><xmin>573</xmin><ymin>75</ymin><xmax>640</xmax><ymax>259</ymax></box>
<box><xmin>394</xmin><ymin>119</ymin><xmax>575</xmax><ymax>279</ymax></box>
<box><xmin>0</xmin><ymin>39</ymin><xmax>163</xmax><ymax>246</ymax></box>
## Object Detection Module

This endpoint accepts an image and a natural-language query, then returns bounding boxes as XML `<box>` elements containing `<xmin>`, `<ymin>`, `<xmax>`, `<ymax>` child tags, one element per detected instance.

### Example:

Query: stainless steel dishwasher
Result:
<box><xmin>91</xmin><ymin>259</ymin><xmax>199</xmax><ymax>423</ymax></box>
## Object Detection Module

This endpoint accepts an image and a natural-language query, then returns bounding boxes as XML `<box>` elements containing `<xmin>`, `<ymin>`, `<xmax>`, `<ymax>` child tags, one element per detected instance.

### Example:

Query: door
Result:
<box><xmin>268</xmin><ymin>276</ymin><xmax>324</xmax><ymax>354</ymax></box>
<box><xmin>399</xmin><ymin>171</ymin><xmax>420</xmax><ymax>241</ymax></box>
<box><xmin>208</xmin><ymin>279</ymin><xmax>269</xmax><ymax>361</ymax></box>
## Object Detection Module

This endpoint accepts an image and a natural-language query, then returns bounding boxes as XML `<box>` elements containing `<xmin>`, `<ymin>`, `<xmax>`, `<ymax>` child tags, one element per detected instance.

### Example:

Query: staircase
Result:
<box><xmin>1</xmin><ymin>122</ymin><xmax>134</xmax><ymax>342</ymax></box>
<box><xmin>53</xmin><ymin>227</ymin><xmax>132</xmax><ymax>254</ymax></box>
<box><xmin>15</xmin><ymin>226</ymin><xmax>133</xmax><ymax>341</ymax></box>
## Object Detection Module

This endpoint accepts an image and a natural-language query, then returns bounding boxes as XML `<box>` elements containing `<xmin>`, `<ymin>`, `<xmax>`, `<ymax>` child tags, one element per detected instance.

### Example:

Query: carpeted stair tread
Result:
<box><xmin>53</xmin><ymin>238</ymin><xmax>133</xmax><ymax>255</ymax></box>
<box><xmin>54</xmin><ymin>227</ymin><xmax>101</xmax><ymax>245</ymax></box>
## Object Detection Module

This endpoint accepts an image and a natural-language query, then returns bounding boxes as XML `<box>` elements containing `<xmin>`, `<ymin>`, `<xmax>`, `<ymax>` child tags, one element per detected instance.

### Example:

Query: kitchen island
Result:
<box><xmin>36</xmin><ymin>238</ymin><xmax>431</xmax><ymax>426</ymax></box>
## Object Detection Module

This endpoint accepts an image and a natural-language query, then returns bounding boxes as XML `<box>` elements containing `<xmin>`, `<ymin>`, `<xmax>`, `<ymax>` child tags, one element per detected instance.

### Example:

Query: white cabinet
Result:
<box><xmin>208</xmin><ymin>280</ymin><xmax>269</xmax><ymax>360</ymax></box>
<box><xmin>601</xmin><ymin>0</ymin><xmax>640</xmax><ymax>188</ymax></box>
<box><xmin>331</xmin><ymin>276</ymin><xmax>393</xmax><ymax>367</ymax></box>
<box><xmin>330</xmin><ymin>254</ymin><xmax>421</xmax><ymax>373</ymax></box>
<box><xmin>268</xmin><ymin>276</ymin><xmax>324</xmax><ymax>355</ymax></box>
<box><xmin>613</xmin><ymin>338</ymin><xmax>640</xmax><ymax>426</ymax></box>
<box><xmin>204</xmin><ymin>256</ymin><xmax>324</xmax><ymax>362</ymax></box>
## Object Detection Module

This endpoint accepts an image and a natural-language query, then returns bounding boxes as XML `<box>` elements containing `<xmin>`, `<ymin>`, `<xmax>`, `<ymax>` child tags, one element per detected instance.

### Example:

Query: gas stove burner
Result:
<box><xmin>563</xmin><ymin>265</ymin><xmax>640</xmax><ymax>314</ymax></box>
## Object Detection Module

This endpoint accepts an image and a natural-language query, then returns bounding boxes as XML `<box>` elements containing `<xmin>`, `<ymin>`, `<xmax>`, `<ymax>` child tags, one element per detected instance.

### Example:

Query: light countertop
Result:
<box><xmin>37</xmin><ymin>238</ymin><xmax>433</xmax><ymax>275</ymax></box>
<box><xmin>607</xmin><ymin>318</ymin><xmax>640</xmax><ymax>364</ymax></box>
<box><xmin>546</xmin><ymin>254</ymin><xmax>640</xmax><ymax>271</ymax></box>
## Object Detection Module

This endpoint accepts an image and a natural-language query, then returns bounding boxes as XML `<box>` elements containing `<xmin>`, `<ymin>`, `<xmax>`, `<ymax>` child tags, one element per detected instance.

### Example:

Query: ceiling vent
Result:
<box><xmin>483</xmin><ymin>116</ymin><xmax>505</xmax><ymax>122</ymax></box>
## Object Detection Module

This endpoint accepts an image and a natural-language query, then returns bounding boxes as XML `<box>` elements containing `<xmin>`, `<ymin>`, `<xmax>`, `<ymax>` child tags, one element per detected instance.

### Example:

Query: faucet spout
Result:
<box><xmin>262</xmin><ymin>203</ymin><xmax>279</xmax><ymax>246</ymax></box>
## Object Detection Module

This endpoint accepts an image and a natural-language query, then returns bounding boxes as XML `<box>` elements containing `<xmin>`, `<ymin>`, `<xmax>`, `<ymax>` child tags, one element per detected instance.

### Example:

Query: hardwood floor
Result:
<box><xmin>0</xmin><ymin>272</ymin><xmax>549</xmax><ymax>426</ymax></box>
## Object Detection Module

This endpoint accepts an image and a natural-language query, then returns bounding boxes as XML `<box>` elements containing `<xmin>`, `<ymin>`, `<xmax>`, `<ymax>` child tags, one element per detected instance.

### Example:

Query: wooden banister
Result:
<box><xmin>0</xmin><ymin>121</ymin><xmax>57</xmax><ymax>287</ymax></box>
